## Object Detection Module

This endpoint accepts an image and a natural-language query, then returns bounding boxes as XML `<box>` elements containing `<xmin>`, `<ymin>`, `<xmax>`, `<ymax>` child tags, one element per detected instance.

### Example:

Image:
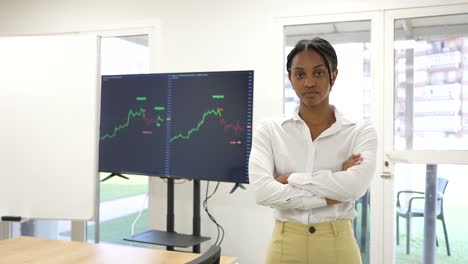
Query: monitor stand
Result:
<box><xmin>100</xmin><ymin>173</ymin><xmax>129</xmax><ymax>182</ymax></box>
<box><xmin>229</xmin><ymin>183</ymin><xmax>246</xmax><ymax>194</ymax></box>
<box><xmin>124</xmin><ymin>178</ymin><xmax>209</xmax><ymax>253</ymax></box>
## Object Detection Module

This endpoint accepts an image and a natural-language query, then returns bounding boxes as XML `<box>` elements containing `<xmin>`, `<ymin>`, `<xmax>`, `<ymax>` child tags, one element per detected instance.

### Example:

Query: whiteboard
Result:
<box><xmin>0</xmin><ymin>35</ymin><xmax>99</xmax><ymax>220</ymax></box>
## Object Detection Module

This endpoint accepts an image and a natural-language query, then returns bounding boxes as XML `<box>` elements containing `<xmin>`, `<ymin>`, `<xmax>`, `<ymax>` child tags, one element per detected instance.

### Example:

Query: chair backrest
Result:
<box><xmin>436</xmin><ymin>177</ymin><xmax>449</xmax><ymax>214</ymax></box>
<box><xmin>437</xmin><ymin>177</ymin><xmax>449</xmax><ymax>195</ymax></box>
<box><xmin>186</xmin><ymin>245</ymin><xmax>221</xmax><ymax>264</ymax></box>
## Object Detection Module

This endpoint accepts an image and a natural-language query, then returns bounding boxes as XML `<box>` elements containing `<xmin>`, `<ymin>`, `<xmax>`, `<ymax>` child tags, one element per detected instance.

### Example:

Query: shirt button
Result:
<box><xmin>309</xmin><ymin>226</ymin><xmax>316</xmax><ymax>234</ymax></box>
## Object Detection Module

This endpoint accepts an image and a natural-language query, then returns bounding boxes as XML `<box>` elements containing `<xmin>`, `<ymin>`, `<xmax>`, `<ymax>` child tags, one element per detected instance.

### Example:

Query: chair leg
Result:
<box><xmin>361</xmin><ymin>200</ymin><xmax>368</xmax><ymax>253</ymax></box>
<box><xmin>354</xmin><ymin>218</ymin><xmax>357</xmax><ymax>239</ymax></box>
<box><xmin>406</xmin><ymin>216</ymin><xmax>411</xmax><ymax>255</ymax></box>
<box><xmin>354</xmin><ymin>202</ymin><xmax>358</xmax><ymax>239</ymax></box>
<box><xmin>396</xmin><ymin>215</ymin><xmax>400</xmax><ymax>245</ymax></box>
<box><xmin>441</xmin><ymin>218</ymin><xmax>451</xmax><ymax>256</ymax></box>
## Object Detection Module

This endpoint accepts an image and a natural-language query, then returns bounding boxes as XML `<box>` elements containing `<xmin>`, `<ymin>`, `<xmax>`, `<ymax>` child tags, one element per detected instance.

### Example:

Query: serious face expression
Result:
<box><xmin>288</xmin><ymin>50</ymin><xmax>337</xmax><ymax>108</ymax></box>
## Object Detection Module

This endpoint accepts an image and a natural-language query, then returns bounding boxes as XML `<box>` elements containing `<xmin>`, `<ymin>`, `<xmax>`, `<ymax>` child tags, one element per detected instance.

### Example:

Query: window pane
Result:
<box><xmin>394</xmin><ymin>14</ymin><xmax>468</xmax><ymax>150</ymax></box>
<box><xmin>394</xmin><ymin>163</ymin><xmax>468</xmax><ymax>263</ymax></box>
<box><xmin>96</xmin><ymin>35</ymin><xmax>150</xmax><ymax>245</ymax></box>
<box><xmin>100</xmin><ymin>35</ymin><xmax>149</xmax><ymax>75</ymax></box>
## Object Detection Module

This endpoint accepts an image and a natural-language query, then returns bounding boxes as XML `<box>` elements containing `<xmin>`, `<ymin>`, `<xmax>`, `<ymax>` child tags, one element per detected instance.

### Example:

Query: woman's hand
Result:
<box><xmin>342</xmin><ymin>153</ymin><xmax>363</xmax><ymax>171</ymax></box>
<box><xmin>275</xmin><ymin>173</ymin><xmax>291</xmax><ymax>184</ymax></box>
<box><xmin>326</xmin><ymin>198</ymin><xmax>341</xmax><ymax>205</ymax></box>
<box><xmin>327</xmin><ymin>155</ymin><xmax>362</xmax><ymax>206</ymax></box>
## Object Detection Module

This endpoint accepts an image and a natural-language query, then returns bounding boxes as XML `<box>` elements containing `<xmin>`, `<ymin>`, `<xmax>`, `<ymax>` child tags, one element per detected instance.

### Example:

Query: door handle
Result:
<box><xmin>380</xmin><ymin>171</ymin><xmax>392</xmax><ymax>179</ymax></box>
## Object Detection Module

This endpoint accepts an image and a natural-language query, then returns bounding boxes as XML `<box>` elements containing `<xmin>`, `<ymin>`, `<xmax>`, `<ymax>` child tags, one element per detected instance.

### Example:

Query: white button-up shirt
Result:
<box><xmin>248</xmin><ymin>106</ymin><xmax>377</xmax><ymax>224</ymax></box>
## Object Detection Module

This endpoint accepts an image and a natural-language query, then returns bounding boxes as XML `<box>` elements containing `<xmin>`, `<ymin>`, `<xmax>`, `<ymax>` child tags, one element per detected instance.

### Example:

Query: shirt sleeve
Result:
<box><xmin>287</xmin><ymin>122</ymin><xmax>377</xmax><ymax>202</ymax></box>
<box><xmin>249</xmin><ymin>120</ymin><xmax>327</xmax><ymax>210</ymax></box>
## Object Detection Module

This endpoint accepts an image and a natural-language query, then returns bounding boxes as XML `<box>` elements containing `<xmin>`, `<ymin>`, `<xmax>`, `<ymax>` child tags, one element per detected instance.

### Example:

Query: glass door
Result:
<box><xmin>383</xmin><ymin>5</ymin><xmax>468</xmax><ymax>264</ymax></box>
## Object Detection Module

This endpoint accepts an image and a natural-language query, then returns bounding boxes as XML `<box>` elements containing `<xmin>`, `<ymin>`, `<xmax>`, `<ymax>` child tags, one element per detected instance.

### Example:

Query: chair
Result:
<box><xmin>186</xmin><ymin>245</ymin><xmax>221</xmax><ymax>264</ymax></box>
<box><xmin>396</xmin><ymin>177</ymin><xmax>450</xmax><ymax>256</ymax></box>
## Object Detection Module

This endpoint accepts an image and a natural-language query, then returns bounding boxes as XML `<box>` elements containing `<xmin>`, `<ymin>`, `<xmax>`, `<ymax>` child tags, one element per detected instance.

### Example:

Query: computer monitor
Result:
<box><xmin>99</xmin><ymin>70</ymin><xmax>253</xmax><ymax>183</ymax></box>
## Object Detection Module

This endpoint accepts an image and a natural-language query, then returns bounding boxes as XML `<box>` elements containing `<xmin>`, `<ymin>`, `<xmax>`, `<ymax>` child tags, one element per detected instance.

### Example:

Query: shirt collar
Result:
<box><xmin>281</xmin><ymin>105</ymin><xmax>357</xmax><ymax>126</ymax></box>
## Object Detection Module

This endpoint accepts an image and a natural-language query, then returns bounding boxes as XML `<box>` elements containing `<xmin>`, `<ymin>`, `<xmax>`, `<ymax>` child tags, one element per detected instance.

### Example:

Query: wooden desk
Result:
<box><xmin>0</xmin><ymin>236</ymin><xmax>237</xmax><ymax>264</ymax></box>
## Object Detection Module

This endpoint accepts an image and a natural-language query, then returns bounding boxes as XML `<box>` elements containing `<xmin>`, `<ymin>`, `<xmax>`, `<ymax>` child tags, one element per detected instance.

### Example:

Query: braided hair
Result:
<box><xmin>286</xmin><ymin>38</ymin><xmax>338</xmax><ymax>87</ymax></box>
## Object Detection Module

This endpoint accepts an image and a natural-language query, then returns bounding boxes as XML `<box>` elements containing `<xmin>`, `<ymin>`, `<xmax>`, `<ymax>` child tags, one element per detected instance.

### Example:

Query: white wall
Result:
<box><xmin>2</xmin><ymin>0</ymin><xmax>468</xmax><ymax>263</ymax></box>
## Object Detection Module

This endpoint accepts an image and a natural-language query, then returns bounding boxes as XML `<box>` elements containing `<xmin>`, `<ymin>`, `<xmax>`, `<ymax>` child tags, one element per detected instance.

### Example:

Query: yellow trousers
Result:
<box><xmin>265</xmin><ymin>219</ymin><xmax>362</xmax><ymax>264</ymax></box>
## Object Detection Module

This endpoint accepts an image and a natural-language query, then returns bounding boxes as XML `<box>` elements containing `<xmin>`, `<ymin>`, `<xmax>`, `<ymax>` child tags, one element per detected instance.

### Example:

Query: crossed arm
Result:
<box><xmin>248</xmin><ymin>121</ymin><xmax>377</xmax><ymax>210</ymax></box>
<box><xmin>275</xmin><ymin>153</ymin><xmax>363</xmax><ymax>205</ymax></box>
